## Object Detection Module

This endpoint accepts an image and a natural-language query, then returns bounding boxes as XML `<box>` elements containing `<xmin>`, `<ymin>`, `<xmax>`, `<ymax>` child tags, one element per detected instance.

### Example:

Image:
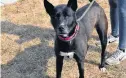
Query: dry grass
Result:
<box><xmin>1</xmin><ymin>0</ymin><xmax>126</xmax><ymax>78</ymax></box>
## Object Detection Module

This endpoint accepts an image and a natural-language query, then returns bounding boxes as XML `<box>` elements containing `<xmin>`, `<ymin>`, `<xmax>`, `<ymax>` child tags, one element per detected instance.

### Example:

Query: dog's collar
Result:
<box><xmin>58</xmin><ymin>25</ymin><xmax>80</xmax><ymax>41</ymax></box>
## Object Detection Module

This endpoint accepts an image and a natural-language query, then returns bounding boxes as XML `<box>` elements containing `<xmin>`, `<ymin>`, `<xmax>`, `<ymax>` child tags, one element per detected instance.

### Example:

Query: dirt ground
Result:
<box><xmin>1</xmin><ymin>0</ymin><xmax>126</xmax><ymax>78</ymax></box>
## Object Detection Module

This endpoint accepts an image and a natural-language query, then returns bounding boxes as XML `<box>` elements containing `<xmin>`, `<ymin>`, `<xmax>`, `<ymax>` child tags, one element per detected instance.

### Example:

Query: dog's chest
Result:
<box><xmin>58</xmin><ymin>41</ymin><xmax>75</xmax><ymax>58</ymax></box>
<box><xmin>59</xmin><ymin>40</ymin><xmax>75</xmax><ymax>51</ymax></box>
<box><xmin>60</xmin><ymin>51</ymin><xmax>75</xmax><ymax>58</ymax></box>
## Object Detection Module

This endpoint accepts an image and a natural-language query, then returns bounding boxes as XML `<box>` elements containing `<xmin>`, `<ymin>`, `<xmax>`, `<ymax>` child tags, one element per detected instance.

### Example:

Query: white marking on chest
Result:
<box><xmin>60</xmin><ymin>51</ymin><xmax>75</xmax><ymax>58</ymax></box>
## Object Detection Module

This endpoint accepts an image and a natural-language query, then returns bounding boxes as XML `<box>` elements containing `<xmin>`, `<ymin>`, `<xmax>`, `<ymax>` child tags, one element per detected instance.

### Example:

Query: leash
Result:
<box><xmin>76</xmin><ymin>0</ymin><xmax>95</xmax><ymax>22</ymax></box>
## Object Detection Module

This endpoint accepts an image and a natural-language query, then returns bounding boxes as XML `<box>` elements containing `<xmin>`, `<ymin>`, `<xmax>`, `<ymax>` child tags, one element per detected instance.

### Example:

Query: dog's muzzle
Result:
<box><xmin>58</xmin><ymin>25</ymin><xmax>80</xmax><ymax>41</ymax></box>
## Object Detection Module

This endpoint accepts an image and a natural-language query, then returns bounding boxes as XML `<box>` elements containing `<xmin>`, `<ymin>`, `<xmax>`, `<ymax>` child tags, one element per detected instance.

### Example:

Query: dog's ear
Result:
<box><xmin>67</xmin><ymin>0</ymin><xmax>77</xmax><ymax>11</ymax></box>
<box><xmin>44</xmin><ymin>0</ymin><xmax>54</xmax><ymax>16</ymax></box>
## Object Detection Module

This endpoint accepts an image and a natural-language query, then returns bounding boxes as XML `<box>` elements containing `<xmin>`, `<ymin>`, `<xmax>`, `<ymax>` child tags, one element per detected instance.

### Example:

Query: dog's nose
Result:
<box><xmin>58</xmin><ymin>27</ymin><xmax>65</xmax><ymax>31</ymax></box>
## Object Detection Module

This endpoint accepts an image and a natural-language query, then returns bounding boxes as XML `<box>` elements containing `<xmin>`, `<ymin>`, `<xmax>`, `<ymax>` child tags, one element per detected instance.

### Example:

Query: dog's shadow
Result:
<box><xmin>1</xmin><ymin>21</ymin><xmax>55</xmax><ymax>78</ymax></box>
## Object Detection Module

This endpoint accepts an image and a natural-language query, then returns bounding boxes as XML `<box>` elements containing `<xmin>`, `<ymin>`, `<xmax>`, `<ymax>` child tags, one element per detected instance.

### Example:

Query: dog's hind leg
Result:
<box><xmin>56</xmin><ymin>56</ymin><xmax>64</xmax><ymax>78</ymax></box>
<box><xmin>96</xmin><ymin>13</ymin><xmax>108</xmax><ymax>72</ymax></box>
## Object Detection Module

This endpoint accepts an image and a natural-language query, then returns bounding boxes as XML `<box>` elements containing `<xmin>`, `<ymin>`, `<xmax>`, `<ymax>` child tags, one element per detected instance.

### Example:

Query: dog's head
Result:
<box><xmin>44</xmin><ymin>0</ymin><xmax>77</xmax><ymax>37</ymax></box>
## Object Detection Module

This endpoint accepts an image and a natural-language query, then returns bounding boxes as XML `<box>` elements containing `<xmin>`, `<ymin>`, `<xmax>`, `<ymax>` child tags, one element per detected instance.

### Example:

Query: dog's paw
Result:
<box><xmin>100</xmin><ymin>67</ymin><xmax>106</xmax><ymax>72</ymax></box>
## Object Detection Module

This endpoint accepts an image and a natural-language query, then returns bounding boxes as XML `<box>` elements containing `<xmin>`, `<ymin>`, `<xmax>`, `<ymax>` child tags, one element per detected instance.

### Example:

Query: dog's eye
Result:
<box><xmin>64</xmin><ymin>12</ymin><xmax>70</xmax><ymax>17</ymax></box>
<box><xmin>56</xmin><ymin>13</ymin><xmax>60</xmax><ymax>18</ymax></box>
<box><xmin>64</xmin><ymin>11</ymin><xmax>72</xmax><ymax>17</ymax></box>
<box><xmin>51</xmin><ymin>14</ymin><xmax>60</xmax><ymax>19</ymax></box>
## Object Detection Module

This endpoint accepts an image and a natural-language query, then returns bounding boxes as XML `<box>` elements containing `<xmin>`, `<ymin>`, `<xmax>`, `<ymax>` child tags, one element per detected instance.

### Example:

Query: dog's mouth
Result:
<box><xmin>59</xmin><ymin>34</ymin><xmax>68</xmax><ymax>37</ymax></box>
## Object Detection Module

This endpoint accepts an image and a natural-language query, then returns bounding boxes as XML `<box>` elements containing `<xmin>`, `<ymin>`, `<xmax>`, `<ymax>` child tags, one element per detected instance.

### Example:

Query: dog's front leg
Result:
<box><xmin>74</xmin><ymin>54</ymin><xmax>84</xmax><ymax>78</ymax></box>
<box><xmin>56</xmin><ymin>56</ymin><xmax>64</xmax><ymax>78</ymax></box>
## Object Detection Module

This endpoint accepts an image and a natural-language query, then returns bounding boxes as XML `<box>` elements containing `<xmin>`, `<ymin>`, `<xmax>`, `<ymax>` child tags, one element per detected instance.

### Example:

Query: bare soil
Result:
<box><xmin>1</xmin><ymin>0</ymin><xmax>126</xmax><ymax>78</ymax></box>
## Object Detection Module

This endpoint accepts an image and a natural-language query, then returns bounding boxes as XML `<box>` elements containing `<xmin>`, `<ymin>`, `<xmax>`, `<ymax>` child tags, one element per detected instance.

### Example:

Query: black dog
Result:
<box><xmin>44</xmin><ymin>0</ymin><xmax>108</xmax><ymax>78</ymax></box>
